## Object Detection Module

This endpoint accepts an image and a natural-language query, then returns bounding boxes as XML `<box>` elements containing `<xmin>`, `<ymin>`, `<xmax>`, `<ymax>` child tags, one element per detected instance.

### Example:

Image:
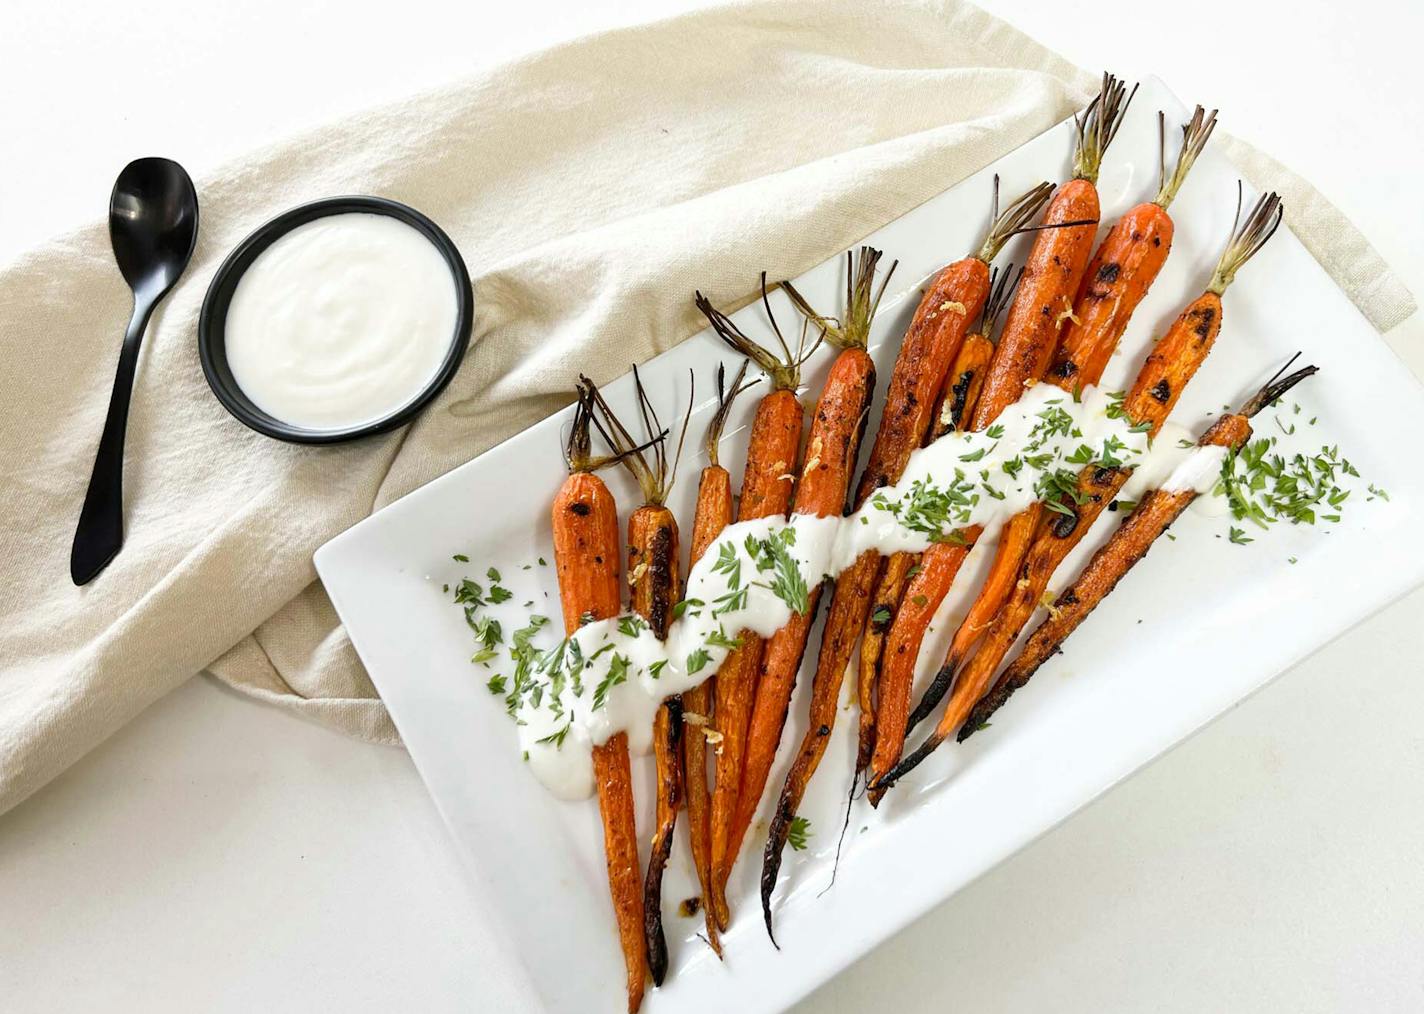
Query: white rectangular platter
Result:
<box><xmin>314</xmin><ymin>77</ymin><xmax>1424</xmax><ymax>1013</ymax></box>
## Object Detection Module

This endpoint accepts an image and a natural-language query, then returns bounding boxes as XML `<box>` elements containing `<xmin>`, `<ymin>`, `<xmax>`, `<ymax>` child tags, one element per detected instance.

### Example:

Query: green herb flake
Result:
<box><xmin>788</xmin><ymin>816</ymin><xmax>812</xmax><ymax>851</ymax></box>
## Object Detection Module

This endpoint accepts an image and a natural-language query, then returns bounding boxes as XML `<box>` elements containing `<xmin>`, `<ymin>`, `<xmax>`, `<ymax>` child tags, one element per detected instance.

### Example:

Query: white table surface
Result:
<box><xmin>4</xmin><ymin>1</ymin><xmax>1422</xmax><ymax>1010</ymax></box>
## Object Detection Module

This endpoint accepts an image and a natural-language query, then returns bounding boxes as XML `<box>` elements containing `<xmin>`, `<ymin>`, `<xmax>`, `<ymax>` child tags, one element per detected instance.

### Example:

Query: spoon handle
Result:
<box><xmin>71</xmin><ymin>297</ymin><xmax>156</xmax><ymax>585</ymax></box>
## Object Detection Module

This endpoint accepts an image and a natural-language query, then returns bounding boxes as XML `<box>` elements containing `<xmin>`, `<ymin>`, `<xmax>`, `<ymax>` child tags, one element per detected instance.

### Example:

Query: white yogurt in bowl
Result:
<box><xmin>222</xmin><ymin>212</ymin><xmax>460</xmax><ymax>432</ymax></box>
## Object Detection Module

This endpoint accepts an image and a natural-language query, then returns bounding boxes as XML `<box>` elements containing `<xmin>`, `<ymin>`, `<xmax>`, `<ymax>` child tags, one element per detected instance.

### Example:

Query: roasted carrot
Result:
<box><xmin>756</xmin><ymin>182</ymin><xmax>1059</xmax><ymax>931</ymax></box>
<box><xmin>680</xmin><ymin>362</ymin><xmax>751</xmax><ymax>959</ymax></box>
<box><xmin>857</xmin><ymin>264</ymin><xmax>1020</xmax><ymax>774</ymax></box>
<box><xmin>906</xmin><ymin>99</ymin><xmax>1215</xmax><ymax>736</ymax></box>
<box><xmin>694</xmin><ymin>281</ymin><xmax>816</xmax><ymax>931</ymax></box>
<box><xmin>967</xmin><ymin>74</ymin><xmax>1131</xmax><ymax>432</ymax></box>
<box><xmin>861</xmin><ymin>534</ymin><xmax>979</xmax><ymax>806</ymax></box>
<box><xmin>897</xmin><ymin>78</ymin><xmax>1134</xmax><ymax>734</ymax></box>
<box><xmin>965</xmin><ymin>358</ymin><xmax>1317</xmax><ymax>733</ymax></box>
<box><xmin>585</xmin><ymin>367</ymin><xmax>691</xmax><ymax>987</ymax></box>
<box><xmin>698</xmin><ymin>250</ymin><xmax>893</xmax><ymax>941</ymax></box>
<box><xmin>860</xmin><ymin>80</ymin><xmax>1134</xmax><ymax>795</ymax></box>
<box><xmin>553</xmin><ymin>380</ymin><xmax>652</xmax><ymax>1014</ymax></box>
<box><xmin>1049</xmin><ymin>107</ymin><xmax>1217</xmax><ymax>389</ymax></box>
<box><xmin>877</xmin><ymin>189</ymin><xmax>1285</xmax><ymax>793</ymax></box>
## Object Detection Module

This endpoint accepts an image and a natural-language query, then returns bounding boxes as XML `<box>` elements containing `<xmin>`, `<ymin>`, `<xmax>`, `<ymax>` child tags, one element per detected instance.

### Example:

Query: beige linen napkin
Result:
<box><xmin>0</xmin><ymin>0</ymin><xmax>1412</xmax><ymax>817</ymax></box>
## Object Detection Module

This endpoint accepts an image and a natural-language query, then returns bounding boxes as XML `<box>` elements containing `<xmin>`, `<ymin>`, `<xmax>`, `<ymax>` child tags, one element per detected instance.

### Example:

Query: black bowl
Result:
<box><xmin>198</xmin><ymin>195</ymin><xmax>473</xmax><ymax>444</ymax></box>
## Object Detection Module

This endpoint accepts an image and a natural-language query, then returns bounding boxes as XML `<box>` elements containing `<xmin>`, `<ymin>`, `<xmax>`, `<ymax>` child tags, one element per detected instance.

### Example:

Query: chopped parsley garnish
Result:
<box><xmin>537</xmin><ymin>724</ymin><xmax>570</xmax><ymax>748</ymax></box>
<box><xmin>592</xmin><ymin>654</ymin><xmax>630</xmax><ymax>710</ymax></box>
<box><xmin>788</xmin><ymin>816</ymin><xmax>812</xmax><ymax>851</ymax></box>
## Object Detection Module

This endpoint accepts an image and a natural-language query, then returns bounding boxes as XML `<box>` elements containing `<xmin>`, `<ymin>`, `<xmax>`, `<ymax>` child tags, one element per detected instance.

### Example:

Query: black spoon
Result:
<box><xmin>70</xmin><ymin>158</ymin><xmax>199</xmax><ymax>585</ymax></box>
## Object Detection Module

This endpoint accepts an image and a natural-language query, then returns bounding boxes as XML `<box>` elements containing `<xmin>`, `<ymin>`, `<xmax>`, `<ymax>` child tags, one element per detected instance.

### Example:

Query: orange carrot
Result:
<box><xmin>862</xmin><ymin>535</ymin><xmax>977</xmax><ymax>806</ymax></box>
<box><xmin>905</xmin><ymin>99</ymin><xmax>1217</xmax><ymax>736</ymax></box>
<box><xmin>586</xmin><ymin>368</ymin><xmax>691</xmax><ymax>987</ymax></box>
<box><xmin>552</xmin><ymin>380</ymin><xmax>648</xmax><ymax>1014</ymax></box>
<box><xmin>756</xmin><ymin>182</ymin><xmax>1059</xmax><ymax>931</ymax></box>
<box><xmin>966</xmin><ymin>358</ymin><xmax>1317</xmax><ymax>733</ymax></box>
<box><xmin>857</xmin><ymin>265</ymin><xmax>1019</xmax><ymax>768</ymax></box>
<box><xmin>876</xmin><ymin>190</ymin><xmax>1285</xmax><ymax>794</ymax></box>
<box><xmin>694</xmin><ymin>282</ymin><xmax>815</xmax><ymax>930</ymax></box>
<box><xmin>861</xmin><ymin>79</ymin><xmax>1135</xmax><ymax>794</ymax></box>
<box><xmin>696</xmin><ymin>250</ymin><xmax>892</xmax><ymax>940</ymax></box>
<box><xmin>967</xmin><ymin>75</ymin><xmax>1132</xmax><ymax>432</ymax></box>
<box><xmin>680</xmin><ymin>362</ymin><xmax>750</xmax><ymax>959</ymax></box>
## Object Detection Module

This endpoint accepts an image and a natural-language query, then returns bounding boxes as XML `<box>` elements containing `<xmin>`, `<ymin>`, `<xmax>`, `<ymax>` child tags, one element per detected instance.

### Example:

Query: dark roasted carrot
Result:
<box><xmin>858</xmin><ymin>264</ymin><xmax>1018</xmax><ymax>770</ymax></box>
<box><xmin>553</xmin><ymin>381</ymin><xmax>648</xmax><ymax>1014</ymax></box>
<box><xmin>885</xmin><ymin>79</ymin><xmax>1132</xmax><ymax>751</ymax></box>
<box><xmin>631</xmin><ymin>503</ymin><xmax>681</xmax><ymax>985</ymax></box>
<box><xmin>855</xmin><ymin>549</ymin><xmax>912</xmax><ymax>773</ymax></box>
<box><xmin>586</xmin><ymin>367</ymin><xmax>691</xmax><ymax>988</ymax></box>
<box><xmin>967</xmin><ymin>75</ymin><xmax>1131</xmax><ymax>431</ymax></box>
<box><xmin>863</xmin><ymin>535</ymin><xmax>976</xmax><ymax>806</ymax></box>
<box><xmin>967</xmin><ymin>359</ymin><xmax>1318</xmax><ymax>733</ymax></box>
<box><xmin>680</xmin><ymin>362</ymin><xmax>750</xmax><ymax>959</ymax></box>
<box><xmin>876</xmin><ymin>190</ymin><xmax>1285</xmax><ymax>793</ymax></box>
<box><xmin>864</xmin><ymin>100</ymin><xmax>1122</xmax><ymax>792</ymax></box>
<box><xmin>752</xmin><ymin>185</ymin><xmax>1053</xmax><ymax>932</ymax></box>
<box><xmin>694</xmin><ymin>282</ymin><xmax>814</xmax><ymax>931</ymax></box>
<box><xmin>695</xmin><ymin>250</ymin><xmax>891</xmax><ymax>940</ymax></box>
<box><xmin>906</xmin><ymin>99</ymin><xmax>1215</xmax><ymax>736</ymax></box>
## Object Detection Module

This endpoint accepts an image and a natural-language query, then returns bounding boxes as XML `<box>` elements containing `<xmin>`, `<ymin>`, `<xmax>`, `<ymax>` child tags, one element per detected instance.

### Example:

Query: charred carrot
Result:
<box><xmin>968</xmin><ymin>357</ymin><xmax>1317</xmax><ymax>731</ymax></box>
<box><xmin>680</xmin><ymin>362</ymin><xmax>750</xmax><ymax>959</ymax></box>
<box><xmin>757</xmin><ymin>183</ymin><xmax>1057</xmax><ymax>930</ymax></box>
<box><xmin>586</xmin><ymin>368</ymin><xmax>691</xmax><ymax>987</ymax></box>
<box><xmin>553</xmin><ymin>380</ymin><xmax>653</xmax><ymax>1014</ymax></box>
<box><xmin>861</xmin><ymin>78</ymin><xmax>1134</xmax><ymax>795</ymax></box>
<box><xmin>906</xmin><ymin>100</ymin><xmax>1215</xmax><ymax>736</ymax></box>
<box><xmin>880</xmin><ymin>78</ymin><xmax>1132</xmax><ymax>761</ymax></box>
<box><xmin>857</xmin><ymin>265</ymin><xmax>1019</xmax><ymax>773</ymax></box>
<box><xmin>967</xmin><ymin>74</ymin><xmax>1131</xmax><ymax>431</ymax></box>
<box><xmin>877</xmin><ymin>189</ymin><xmax>1285</xmax><ymax>793</ymax></box>
<box><xmin>695</xmin><ymin>281</ymin><xmax>815</xmax><ymax>931</ymax></box>
<box><xmin>861</xmin><ymin>533</ymin><xmax>979</xmax><ymax>806</ymax></box>
<box><xmin>1049</xmin><ymin>107</ymin><xmax>1217</xmax><ymax>388</ymax></box>
<box><xmin>697</xmin><ymin>250</ymin><xmax>892</xmax><ymax>941</ymax></box>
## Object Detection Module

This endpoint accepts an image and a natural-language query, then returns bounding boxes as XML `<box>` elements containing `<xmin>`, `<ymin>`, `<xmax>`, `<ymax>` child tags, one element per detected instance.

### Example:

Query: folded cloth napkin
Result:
<box><xmin>0</xmin><ymin>0</ymin><xmax>1412</xmax><ymax>817</ymax></box>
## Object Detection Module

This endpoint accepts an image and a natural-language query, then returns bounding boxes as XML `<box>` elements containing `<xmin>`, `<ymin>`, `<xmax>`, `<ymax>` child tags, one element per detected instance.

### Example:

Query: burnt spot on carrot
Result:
<box><xmin>1051</xmin><ymin>511</ymin><xmax>1079</xmax><ymax>539</ymax></box>
<box><xmin>570</xmin><ymin>502</ymin><xmax>591</xmax><ymax>516</ymax></box>
<box><xmin>645</xmin><ymin>524</ymin><xmax>676</xmax><ymax>638</ymax></box>
<box><xmin>1096</xmin><ymin>262</ymin><xmax>1121</xmax><ymax>285</ymax></box>
<box><xmin>1150</xmin><ymin>379</ymin><xmax>1171</xmax><ymax>403</ymax></box>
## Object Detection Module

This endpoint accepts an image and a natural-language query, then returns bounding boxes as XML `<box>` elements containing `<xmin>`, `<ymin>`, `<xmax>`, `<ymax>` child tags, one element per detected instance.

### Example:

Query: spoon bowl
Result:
<box><xmin>110</xmin><ymin>158</ymin><xmax>199</xmax><ymax>297</ymax></box>
<box><xmin>71</xmin><ymin>158</ymin><xmax>199</xmax><ymax>585</ymax></box>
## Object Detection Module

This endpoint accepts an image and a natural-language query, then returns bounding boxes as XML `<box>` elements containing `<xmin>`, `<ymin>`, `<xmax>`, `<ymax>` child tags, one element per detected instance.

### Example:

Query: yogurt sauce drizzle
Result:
<box><xmin>514</xmin><ymin>384</ymin><xmax>1203</xmax><ymax>799</ymax></box>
